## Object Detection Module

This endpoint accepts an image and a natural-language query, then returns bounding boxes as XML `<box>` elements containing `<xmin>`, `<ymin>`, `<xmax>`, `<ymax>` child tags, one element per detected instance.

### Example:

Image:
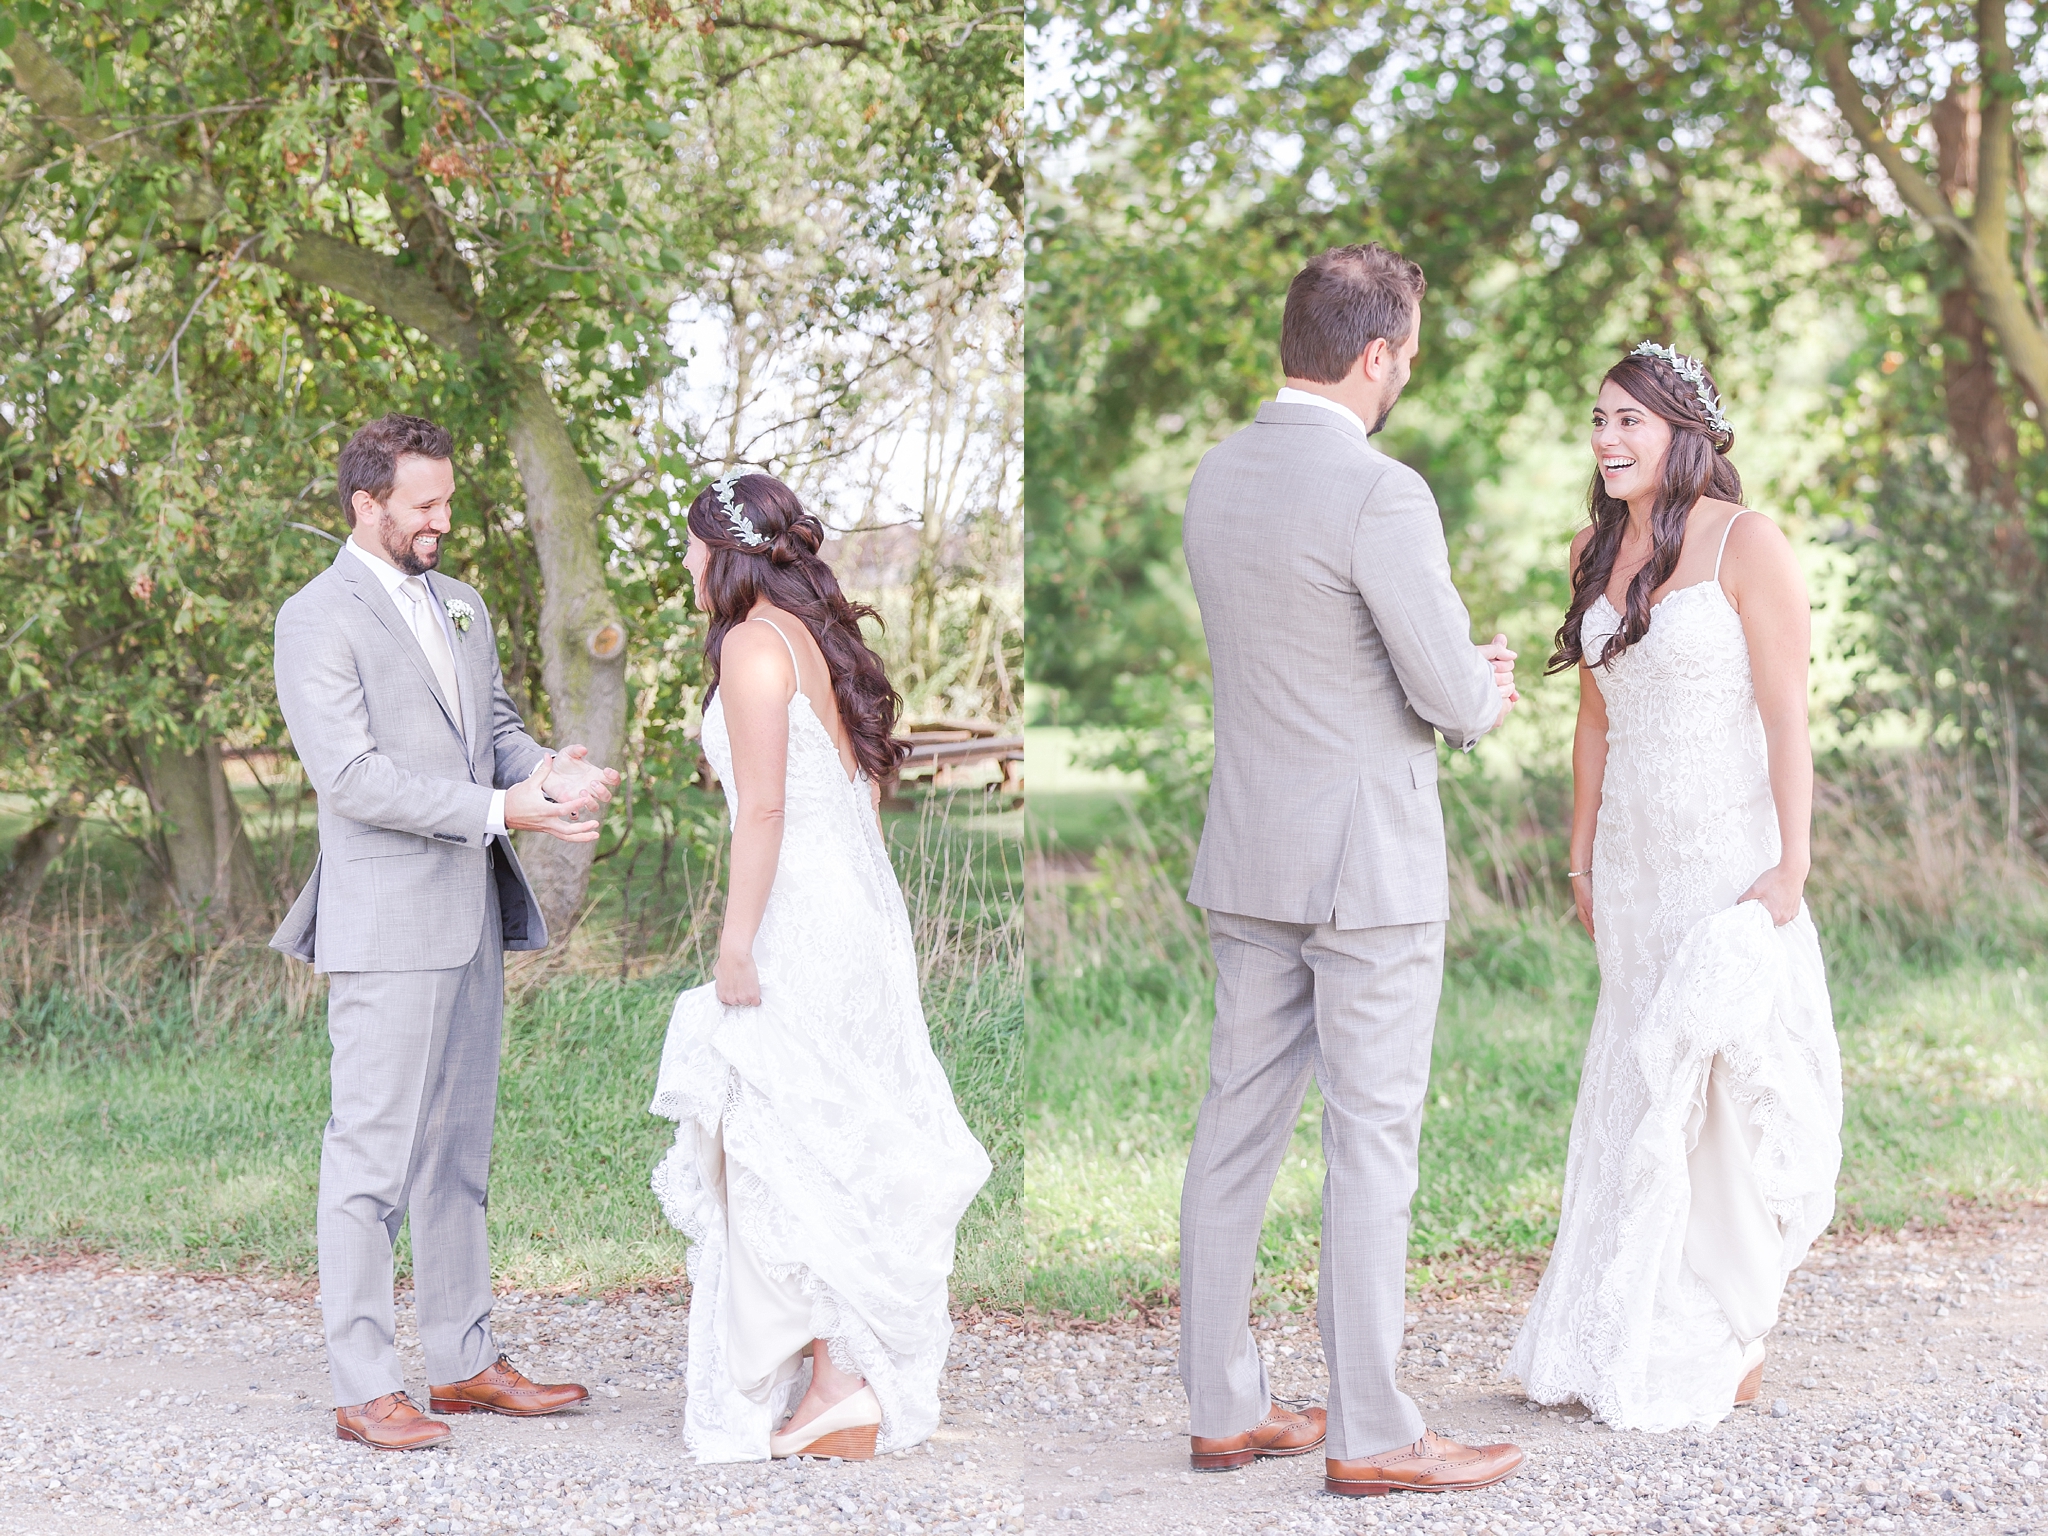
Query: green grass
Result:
<box><xmin>1024</xmin><ymin>726</ymin><xmax>1146</xmax><ymax>860</ymax></box>
<box><xmin>0</xmin><ymin>791</ymin><xmax>1025</xmax><ymax>1303</ymax></box>
<box><xmin>0</xmin><ymin>977</ymin><xmax>683</xmax><ymax>1289</ymax></box>
<box><xmin>1025</xmin><ymin>854</ymin><xmax>2048</xmax><ymax>1319</ymax></box>
<box><xmin>1028</xmin><ymin>790</ymin><xmax>1138</xmax><ymax>857</ymax></box>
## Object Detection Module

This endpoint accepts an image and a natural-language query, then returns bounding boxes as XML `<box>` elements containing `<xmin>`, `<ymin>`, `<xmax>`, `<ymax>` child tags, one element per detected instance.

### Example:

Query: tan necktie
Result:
<box><xmin>400</xmin><ymin>576</ymin><xmax>464</xmax><ymax>736</ymax></box>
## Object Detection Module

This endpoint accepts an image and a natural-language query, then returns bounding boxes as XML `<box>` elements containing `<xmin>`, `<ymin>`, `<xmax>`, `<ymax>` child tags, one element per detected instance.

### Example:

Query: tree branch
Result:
<box><xmin>2</xmin><ymin>31</ymin><xmax>485</xmax><ymax>359</ymax></box>
<box><xmin>267</xmin><ymin>229</ymin><xmax>484</xmax><ymax>359</ymax></box>
<box><xmin>1973</xmin><ymin>0</ymin><xmax>2013</xmax><ymax>256</ymax></box>
<box><xmin>1</xmin><ymin>30</ymin><xmax>227</xmax><ymax>225</ymax></box>
<box><xmin>1788</xmin><ymin>0</ymin><xmax>1973</xmax><ymax>249</ymax></box>
<box><xmin>2016</xmin><ymin>141</ymin><xmax>2047</xmax><ymax>331</ymax></box>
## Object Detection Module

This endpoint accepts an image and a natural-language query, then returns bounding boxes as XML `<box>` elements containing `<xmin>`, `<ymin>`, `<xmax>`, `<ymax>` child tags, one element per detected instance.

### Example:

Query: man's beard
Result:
<box><xmin>379</xmin><ymin>519</ymin><xmax>439</xmax><ymax>575</ymax></box>
<box><xmin>1371</xmin><ymin>359</ymin><xmax>1412</xmax><ymax>434</ymax></box>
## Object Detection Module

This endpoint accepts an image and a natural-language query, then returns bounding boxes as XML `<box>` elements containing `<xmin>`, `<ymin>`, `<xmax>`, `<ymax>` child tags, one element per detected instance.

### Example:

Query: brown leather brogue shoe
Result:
<box><xmin>1189</xmin><ymin>1400</ymin><xmax>1328</xmax><ymax>1472</ymax></box>
<box><xmin>334</xmin><ymin>1392</ymin><xmax>451</xmax><ymax>1452</ymax></box>
<box><xmin>1325</xmin><ymin>1430</ymin><xmax>1525</xmax><ymax>1496</ymax></box>
<box><xmin>429</xmin><ymin>1355</ymin><xmax>589</xmax><ymax>1417</ymax></box>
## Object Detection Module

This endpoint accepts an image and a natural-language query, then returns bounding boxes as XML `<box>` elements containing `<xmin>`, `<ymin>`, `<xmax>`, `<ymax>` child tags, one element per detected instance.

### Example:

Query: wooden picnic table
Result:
<box><xmin>696</xmin><ymin>718</ymin><xmax>1023</xmax><ymax>805</ymax></box>
<box><xmin>885</xmin><ymin>720</ymin><xmax>1024</xmax><ymax>804</ymax></box>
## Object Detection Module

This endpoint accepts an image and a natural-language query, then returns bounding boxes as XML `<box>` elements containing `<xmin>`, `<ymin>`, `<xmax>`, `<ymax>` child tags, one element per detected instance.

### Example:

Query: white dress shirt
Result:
<box><xmin>345</xmin><ymin>536</ymin><xmax>510</xmax><ymax>837</ymax></box>
<box><xmin>1275</xmin><ymin>386</ymin><xmax>1372</xmax><ymax>440</ymax></box>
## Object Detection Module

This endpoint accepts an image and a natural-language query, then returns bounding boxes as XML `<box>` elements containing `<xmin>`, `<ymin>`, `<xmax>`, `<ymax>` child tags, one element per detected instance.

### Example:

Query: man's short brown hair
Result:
<box><xmin>337</xmin><ymin>413</ymin><xmax>455</xmax><ymax>527</ymax></box>
<box><xmin>1279</xmin><ymin>243</ymin><xmax>1427</xmax><ymax>384</ymax></box>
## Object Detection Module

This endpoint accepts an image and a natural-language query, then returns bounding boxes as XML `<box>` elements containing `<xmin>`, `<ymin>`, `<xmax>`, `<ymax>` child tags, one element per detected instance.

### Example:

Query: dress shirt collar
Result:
<box><xmin>345</xmin><ymin>533</ymin><xmax>419</xmax><ymax>597</ymax></box>
<box><xmin>1274</xmin><ymin>386</ymin><xmax>1371</xmax><ymax>440</ymax></box>
<box><xmin>345</xmin><ymin>534</ymin><xmax>455</xmax><ymax>645</ymax></box>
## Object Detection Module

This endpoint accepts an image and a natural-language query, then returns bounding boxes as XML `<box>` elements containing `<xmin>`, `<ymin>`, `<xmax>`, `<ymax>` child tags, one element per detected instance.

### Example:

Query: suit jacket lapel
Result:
<box><xmin>331</xmin><ymin>547</ymin><xmax>467</xmax><ymax>746</ymax></box>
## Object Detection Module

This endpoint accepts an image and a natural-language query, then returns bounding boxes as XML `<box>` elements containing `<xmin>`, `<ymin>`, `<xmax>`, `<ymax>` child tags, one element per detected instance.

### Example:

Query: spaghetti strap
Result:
<box><xmin>749</xmin><ymin>616</ymin><xmax>806</xmax><ymax>702</ymax></box>
<box><xmin>1713</xmin><ymin>509</ymin><xmax>1751</xmax><ymax>583</ymax></box>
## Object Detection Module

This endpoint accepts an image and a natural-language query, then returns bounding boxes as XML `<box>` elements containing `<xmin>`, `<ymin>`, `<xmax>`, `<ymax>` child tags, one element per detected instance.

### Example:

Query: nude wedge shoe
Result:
<box><xmin>769</xmin><ymin>1384</ymin><xmax>883</xmax><ymax>1460</ymax></box>
<box><xmin>1733</xmin><ymin>1340</ymin><xmax>1767</xmax><ymax>1406</ymax></box>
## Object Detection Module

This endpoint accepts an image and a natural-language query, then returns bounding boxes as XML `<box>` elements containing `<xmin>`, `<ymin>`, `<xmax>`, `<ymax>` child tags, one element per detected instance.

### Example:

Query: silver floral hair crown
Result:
<box><xmin>711</xmin><ymin>469</ymin><xmax>770</xmax><ymax>549</ymax></box>
<box><xmin>1631</xmin><ymin>341</ymin><xmax>1732</xmax><ymax>438</ymax></box>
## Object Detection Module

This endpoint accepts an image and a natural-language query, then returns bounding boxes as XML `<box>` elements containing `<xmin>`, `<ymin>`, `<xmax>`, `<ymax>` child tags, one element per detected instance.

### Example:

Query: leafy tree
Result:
<box><xmin>0</xmin><ymin>0</ymin><xmax>1019</xmax><ymax>927</ymax></box>
<box><xmin>1028</xmin><ymin>0</ymin><xmax>1802</xmax><ymax>714</ymax></box>
<box><xmin>1026</xmin><ymin>0</ymin><xmax>2046</xmax><ymax>819</ymax></box>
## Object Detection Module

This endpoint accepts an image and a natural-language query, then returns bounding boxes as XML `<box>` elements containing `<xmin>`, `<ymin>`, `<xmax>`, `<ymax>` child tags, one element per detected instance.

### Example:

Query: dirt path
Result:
<box><xmin>2</xmin><ymin>1205</ymin><xmax>2042</xmax><ymax>1535</ymax></box>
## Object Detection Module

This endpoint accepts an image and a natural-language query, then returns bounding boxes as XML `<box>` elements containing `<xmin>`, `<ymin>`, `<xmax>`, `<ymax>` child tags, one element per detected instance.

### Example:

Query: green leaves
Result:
<box><xmin>2</xmin><ymin>0</ymin><xmax>1022</xmax><ymax>842</ymax></box>
<box><xmin>1026</xmin><ymin>0</ymin><xmax>1872</xmax><ymax>719</ymax></box>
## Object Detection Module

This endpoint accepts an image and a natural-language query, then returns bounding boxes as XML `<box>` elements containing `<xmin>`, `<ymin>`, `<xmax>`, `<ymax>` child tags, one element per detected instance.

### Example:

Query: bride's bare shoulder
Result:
<box><xmin>1708</xmin><ymin>501</ymin><xmax>1792</xmax><ymax>558</ymax></box>
<box><xmin>1568</xmin><ymin>523</ymin><xmax>1597</xmax><ymax>570</ymax></box>
<box><xmin>1709</xmin><ymin>503</ymin><xmax>1804</xmax><ymax>607</ymax></box>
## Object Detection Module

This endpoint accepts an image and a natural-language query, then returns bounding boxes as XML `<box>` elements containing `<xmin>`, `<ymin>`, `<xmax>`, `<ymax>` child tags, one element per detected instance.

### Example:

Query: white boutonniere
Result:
<box><xmin>444</xmin><ymin>597</ymin><xmax>475</xmax><ymax>634</ymax></box>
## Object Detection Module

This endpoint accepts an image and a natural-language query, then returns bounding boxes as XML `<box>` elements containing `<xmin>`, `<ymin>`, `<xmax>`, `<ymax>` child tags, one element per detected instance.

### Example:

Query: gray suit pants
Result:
<box><xmin>1179</xmin><ymin>910</ymin><xmax>1443</xmax><ymax>1459</ymax></box>
<box><xmin>318</xmin><ymin>882</ymin><xmax>504</xmax><ymax>1407</ymax></box>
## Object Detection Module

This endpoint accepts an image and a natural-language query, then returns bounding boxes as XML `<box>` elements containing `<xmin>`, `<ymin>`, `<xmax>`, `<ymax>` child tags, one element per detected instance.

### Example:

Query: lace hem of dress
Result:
<box><xmin>650</xmin><ymin>1054</ymin><xmax>951</xmax><ymax>1462</ymax></box>
<box><xmin>1508</xmin><ymin>900</ymin><xmax>1841</xmax><ymax>1432</ymax></box>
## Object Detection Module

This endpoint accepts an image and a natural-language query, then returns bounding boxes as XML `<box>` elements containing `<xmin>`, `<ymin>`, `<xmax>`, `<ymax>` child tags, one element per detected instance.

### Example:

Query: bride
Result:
<box><xmin>1506</xmin><ymin>344</ymin><xmax>1843</xmax><ymax>1433</ymax></box>
<box><xmin>649</xmin><ymin>470</ymin><xmax>992</xmax><ymax>1463</ymax></box>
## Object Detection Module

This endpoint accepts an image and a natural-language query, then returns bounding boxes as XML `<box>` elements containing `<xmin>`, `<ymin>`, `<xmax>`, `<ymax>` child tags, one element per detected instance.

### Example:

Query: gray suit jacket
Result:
<box><xmin>269</xmin><ymin>546</ymin><xmax>552</xmax><ymax>973</ymax></box>
<box><xmin>1183</xmin><ymin>403</ymin><xmax>1501</xmax><ymax>929</ymax></box>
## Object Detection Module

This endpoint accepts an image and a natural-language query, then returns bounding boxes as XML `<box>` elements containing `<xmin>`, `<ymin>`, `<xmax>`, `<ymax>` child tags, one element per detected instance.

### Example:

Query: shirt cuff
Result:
<box><xmin>487</xmin><ymin>789</ymin><xmax>508</xmax><ymax>838</ymax></box>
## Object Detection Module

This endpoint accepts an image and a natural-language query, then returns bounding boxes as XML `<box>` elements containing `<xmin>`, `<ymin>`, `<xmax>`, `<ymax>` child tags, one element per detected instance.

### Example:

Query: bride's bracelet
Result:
<box><xmin>1566</xmin><ymin>868</ymin><xmax>1592</xmax><ymax>879</ymax></box>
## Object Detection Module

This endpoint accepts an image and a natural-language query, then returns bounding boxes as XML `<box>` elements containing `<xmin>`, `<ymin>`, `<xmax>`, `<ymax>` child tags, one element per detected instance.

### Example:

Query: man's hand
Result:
<box><xmin>1480</xmin><ymin>632</ymin><xmax>1519</xmax><ymax>700</ymax></box>
<box><xmin>506</xmin><ymin>757</ymin><xmax>601</xmax><ymax>843</ymax></box>
<box><xmin>541</xmin><ymin>744</ymin><xmax>621</xmax><ymax>807</ymax></box>
<box><xmin>1481</xmin><ymin>632</ymin><xmax>1519</xmax><ymax>729</ymax></box>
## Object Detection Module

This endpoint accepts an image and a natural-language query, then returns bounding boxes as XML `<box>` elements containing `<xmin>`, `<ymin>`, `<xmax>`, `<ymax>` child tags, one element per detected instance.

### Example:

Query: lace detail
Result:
<box><xmin>649</xmin><ymin>690</ymin><xmax>993</xmax><ymax>1461</ymax></box>
<box><xmin>1505</xmin><ymin>581</ymin><xmax>1842</xmax><ymax>1432</ymax></box>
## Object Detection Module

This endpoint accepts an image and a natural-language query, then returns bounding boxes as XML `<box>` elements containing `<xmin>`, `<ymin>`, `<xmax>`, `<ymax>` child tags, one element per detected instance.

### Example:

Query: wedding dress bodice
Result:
<box><xmin>1579</xmin><ymin>583</ymin><xmax>1779</xmax><ymax>998</ymax></box>
<box><xmin>702</xmin><ymin>687</ymin><xmax>865</xmax><ymax>829</ymax></box>
<box><xmin>1507</xmin><ymin>530</ymin><xmax>1841</xmax><ymax>1433</ymax></box>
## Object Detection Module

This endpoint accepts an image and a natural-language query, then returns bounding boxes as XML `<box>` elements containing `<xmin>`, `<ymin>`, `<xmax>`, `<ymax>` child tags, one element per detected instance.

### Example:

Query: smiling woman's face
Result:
<box><xmin>1591</xmin><ymin>381</ymin><xmax>1673</xmax><ymax>508</ymax></box>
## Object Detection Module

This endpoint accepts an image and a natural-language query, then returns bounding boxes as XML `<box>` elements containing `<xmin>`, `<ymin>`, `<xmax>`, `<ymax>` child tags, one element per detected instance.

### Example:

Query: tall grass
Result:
<box><xmin>0</xmin><ymin>790</ymin><xmax>1024</xmax><ymax>1303</ymax></box>
<box><xmin>1026</xmin><ymin>749</ymin><xmax>2048</xmax><ymax>1318</ymax></box>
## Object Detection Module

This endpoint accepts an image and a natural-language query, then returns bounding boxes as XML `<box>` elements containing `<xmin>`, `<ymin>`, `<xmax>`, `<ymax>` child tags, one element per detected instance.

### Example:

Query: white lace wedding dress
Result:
<box><xmin>1506</xmin><ymin>514</ymin><xmax>1843</xmax><ymax>1432</ymax></box>
<box><xmin>650</xmin><ymin>619</ymin><xmax>992</xmax><ymax>1463</ymax></box>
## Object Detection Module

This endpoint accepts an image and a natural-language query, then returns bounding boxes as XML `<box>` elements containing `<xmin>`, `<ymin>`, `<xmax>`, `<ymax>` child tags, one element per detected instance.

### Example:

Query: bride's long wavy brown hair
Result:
<box><xmin>1546</xmin><ymin>351</ymin><xmax>1744</xmax><ymax>675</ymax></box>
<box><xmin>688</xmin><ymin>473</ymin><xmax>908</xmax><ymax>783</ymax></box>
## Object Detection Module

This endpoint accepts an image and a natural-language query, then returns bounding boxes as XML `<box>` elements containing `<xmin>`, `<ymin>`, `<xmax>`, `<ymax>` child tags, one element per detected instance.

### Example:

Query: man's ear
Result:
<box><xmin>351</xmin><ymin>489</ymin><xmax>380</xmax><ymax>528</ymax></box>
<box><xmin>1358</xmin><ymin>336</ymin><xmax>1391</xmax><ymax>383</ymax></box>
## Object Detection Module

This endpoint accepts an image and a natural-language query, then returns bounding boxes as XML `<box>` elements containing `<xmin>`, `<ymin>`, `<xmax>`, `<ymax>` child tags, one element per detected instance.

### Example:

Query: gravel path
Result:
<box><xmin>2</xmin><ymin>1204</ymin><xmax>2041</xmax><ymax>1535</ymax></box>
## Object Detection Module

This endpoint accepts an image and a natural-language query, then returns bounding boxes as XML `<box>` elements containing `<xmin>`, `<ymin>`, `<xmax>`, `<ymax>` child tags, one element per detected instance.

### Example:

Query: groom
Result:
<box><xmin>1178</xmin><ymin>244</ymin><xmax>1526</xmax><ymax>1495</ymax></box>
<box><xmin>272</xmin><ymin>413</ymin><xmax>619</xmax><ymax>1450</ymax></box>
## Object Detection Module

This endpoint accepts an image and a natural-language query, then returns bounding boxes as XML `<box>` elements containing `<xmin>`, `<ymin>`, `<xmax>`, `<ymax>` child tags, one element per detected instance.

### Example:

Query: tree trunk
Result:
<box><xmin>504</xmin><ymin>367</ymin><xmax>630</xmax><ymax>943</ymax></box>
<box><xmin>908</xmin><ymin>296</ymin><xmax>960</xmax><ymax>703</ymax></box>
<box><xmin>1941</xmin><ymin>286</ymin><xmax>2029</xmax><ymax>507</ymax></box>
<box><xmin>1932</xmin><ymin>92</ymin><xmax>2033</xmax><ymax>568</ymax></box>
<box><xmin>3</xmin><ymin>812</ymin><xmax>79</xmax><ymax>912</ymax></box>
<box><xmin>136</xmin><ymin>740</ymin><xmax>263</xmax><ymax>922</ymax></box>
